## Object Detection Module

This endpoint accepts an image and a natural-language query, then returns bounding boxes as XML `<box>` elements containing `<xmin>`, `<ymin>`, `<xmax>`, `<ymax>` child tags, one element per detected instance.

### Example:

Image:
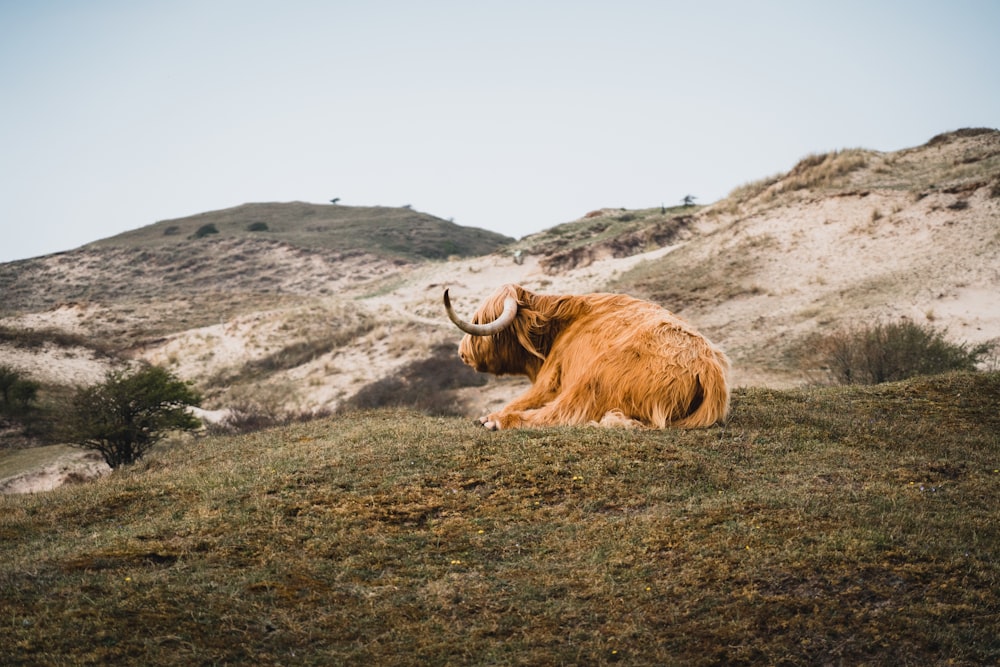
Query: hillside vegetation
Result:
<box><xmin>2</xmin><ymin>372</ymin><xmax>998</xmax><ymax>664</ymax></box>
<box><xmin>85</xmin><ymin>202</ymin><xmax>514</xmax><ymax>262</ymax></box>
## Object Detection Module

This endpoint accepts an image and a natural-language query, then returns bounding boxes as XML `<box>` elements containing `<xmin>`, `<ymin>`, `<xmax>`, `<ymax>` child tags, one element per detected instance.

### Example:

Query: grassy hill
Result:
<box><xmin>0</xmin><ymin>203</ymin><xmax>512</xmax><ymax>318</ymax></box>
<box><xmin>85</xmin><ymin>202</ymin><xmax>515</xmax><ymax>262</ymax></box>
<box><xmin>2</xmin><ymin>372</ymin><xmax>998</xmax><ymax>665</ymax></box>
<box><xmin>0</xmin><ymin>202</ymin><xmax>513</xmax><ymax>365</ymax></box>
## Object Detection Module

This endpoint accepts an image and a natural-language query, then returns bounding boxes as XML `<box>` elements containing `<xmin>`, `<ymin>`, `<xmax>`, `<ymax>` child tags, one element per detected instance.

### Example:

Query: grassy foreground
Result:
<box><xmin>2</xmin><ymin>373</ymin><xmax>998</xmax><ymax>665</ymax></box>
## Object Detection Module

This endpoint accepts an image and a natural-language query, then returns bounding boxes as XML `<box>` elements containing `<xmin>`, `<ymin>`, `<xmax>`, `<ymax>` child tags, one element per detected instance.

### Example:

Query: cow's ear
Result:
<box><xmin>510</xmin><ymin>306</ymin><xmax>548</xmax><ymax>361</ymax></box>
<box><xmin>511</xmin><ymin>284</ymin><xmax>531</xmax><ymax>306</ymax></box>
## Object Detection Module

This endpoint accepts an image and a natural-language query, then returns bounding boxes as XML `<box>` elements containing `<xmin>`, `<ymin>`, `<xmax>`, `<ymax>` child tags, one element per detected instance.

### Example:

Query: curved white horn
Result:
<box><xmin>444</xmin><ymin>288</ymin><xmax>518</xmax><ymax>336</ymax></box>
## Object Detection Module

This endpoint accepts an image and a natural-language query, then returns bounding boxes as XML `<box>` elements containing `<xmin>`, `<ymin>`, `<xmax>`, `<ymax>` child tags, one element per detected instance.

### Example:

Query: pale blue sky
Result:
<box><xmin>1</xmin><ymin>1</ymin><xmax>997</xmax><ymax>262</ymax></box>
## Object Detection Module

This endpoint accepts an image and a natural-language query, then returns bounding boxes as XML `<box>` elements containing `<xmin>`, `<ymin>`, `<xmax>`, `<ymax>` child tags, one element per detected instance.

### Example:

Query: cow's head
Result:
<box><xmin>444</xmin><ymin>284</ymin><xmax>550</xmax><ymax>378</ymax></box>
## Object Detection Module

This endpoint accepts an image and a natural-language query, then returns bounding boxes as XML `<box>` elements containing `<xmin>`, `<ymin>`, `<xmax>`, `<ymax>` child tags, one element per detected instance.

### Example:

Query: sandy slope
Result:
<box><xmin>684</xmin><ymin>187</ymin><xmax>999</xmax><ymax>384</ymax></box>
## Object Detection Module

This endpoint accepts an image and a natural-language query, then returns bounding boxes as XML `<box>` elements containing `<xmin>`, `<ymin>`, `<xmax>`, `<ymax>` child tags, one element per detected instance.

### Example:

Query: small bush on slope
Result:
<box><xmin>813</xmin><ymin>319</ymin><xmax>994</xmax><ymax>384</ymax></box>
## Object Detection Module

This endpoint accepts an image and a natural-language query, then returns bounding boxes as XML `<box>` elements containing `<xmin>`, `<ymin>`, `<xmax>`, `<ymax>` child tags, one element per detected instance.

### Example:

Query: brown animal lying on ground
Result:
<box><xmin>444</xmin><ymin>284</ymin><xmax>730</xmax><ymax>430</ymax></box>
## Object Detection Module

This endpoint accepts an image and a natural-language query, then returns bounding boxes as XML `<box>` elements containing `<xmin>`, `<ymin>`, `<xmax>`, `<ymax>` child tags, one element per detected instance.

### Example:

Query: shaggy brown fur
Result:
<box><xmin>450</xmin><ymin>284</ymin><xmax>731</xmax><ymax>430</ymax></box>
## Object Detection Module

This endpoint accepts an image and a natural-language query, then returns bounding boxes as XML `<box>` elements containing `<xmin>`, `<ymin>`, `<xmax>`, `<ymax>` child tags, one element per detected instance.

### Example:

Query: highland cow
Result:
<box><xmin>444</xmin><ymin>284</ymin><xmax>730</xmax><ymax>429</ymax></box>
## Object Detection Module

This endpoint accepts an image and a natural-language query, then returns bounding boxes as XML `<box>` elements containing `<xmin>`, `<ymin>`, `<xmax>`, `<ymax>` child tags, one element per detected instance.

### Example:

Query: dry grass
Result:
<box><xmin>724</xmin><ymin>173</ymin><xmax>784</xmax><ymax>207</ymax></box>
<box><xmin>2</xmin><ymin>372</ymin><xmax>997</xmax><ymax>665</ymax></box>
<box><xmin>785</xmin><ymin>149</ymin><xmax>871</xmax><ymax>189</ymax></box>
<box><xmin>718</xmin><ymin>129</ymin><xmax>999</xmax><ymax>218</ymax></box>
<box><xmin>719</xmin><ymin>150</ymin><xmax>871</xmax><ymax>212</ymax></box>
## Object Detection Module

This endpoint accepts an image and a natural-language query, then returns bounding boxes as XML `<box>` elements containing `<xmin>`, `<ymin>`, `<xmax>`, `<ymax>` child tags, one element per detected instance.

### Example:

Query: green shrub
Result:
<box><xmin>63</xmin><ymin>365</ymin><xmax>202</xmax><ymax>468</ymax></box>
<box><xmin>817</xmin><ymin>319</ymin><xmax>993</xmax><ymax>385</ymax></box>
<box><xmin>193</xmin><ymin>223</ymin><xmax>219</xmax><ymax>239</ymax></box>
